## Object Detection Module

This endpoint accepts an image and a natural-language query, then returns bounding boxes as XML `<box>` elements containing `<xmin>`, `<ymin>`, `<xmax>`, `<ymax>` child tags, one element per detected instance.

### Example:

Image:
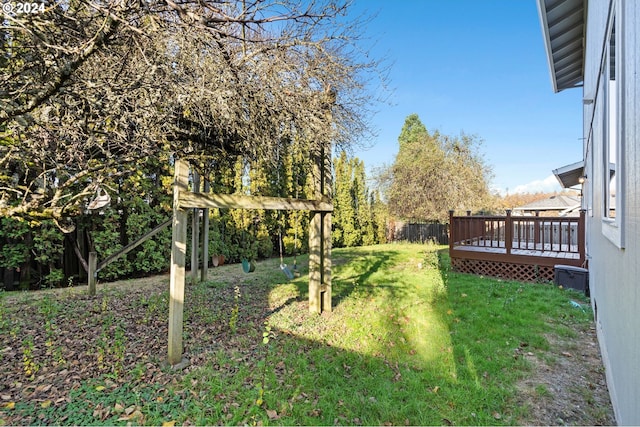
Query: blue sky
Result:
<box><xmin>347</xmin><ymin>0</ymin><xmax>584</xmax><ymax>195</ymax></box>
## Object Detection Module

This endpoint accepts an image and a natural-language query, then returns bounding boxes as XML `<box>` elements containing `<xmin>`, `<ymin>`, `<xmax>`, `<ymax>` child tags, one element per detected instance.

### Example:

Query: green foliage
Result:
<box><xmin>385</xmin><ymin>114</ymin><xmax>493</xmax><ymax>222</ymax></box>
<box><xmin>32</xmin><ymin>220</ymin><xmax>65</xmax><ymax>287</ymax></box>
<box><xmin>397</xmin><ymin>113</ymin><xmax>429</xmax><ymax>147</ymax></box>
<box><xmin>332</xmin><ymin>151</ymin><xmax>387</xmax><ymax>248</ymax></box>
<box><xmin>92</xmin><ymin>210</ymin><xmax>133</xmax><ymax>281</ymax></box>
<box><xmin>0</xmin><ymin>217</ymin><xmax>30</xmax><ymax>269</ymax></box>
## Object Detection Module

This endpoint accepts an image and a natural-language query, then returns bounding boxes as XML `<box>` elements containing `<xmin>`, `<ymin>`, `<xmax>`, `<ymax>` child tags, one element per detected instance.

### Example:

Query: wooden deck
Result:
<box><xmin>454</xmin><ymin>241</ymin><xmax>581</xmax><ymax>259</ymax></box>
<box><xmin>449</xmin><ymin>210</ymin><xmax>586</xmax><ymax>282</ymax></box>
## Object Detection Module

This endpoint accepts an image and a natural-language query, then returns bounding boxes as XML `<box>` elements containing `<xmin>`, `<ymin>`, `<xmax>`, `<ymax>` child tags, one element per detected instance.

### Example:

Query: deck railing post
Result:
<box><xmin>505</xmin><ymin>210</ymin><xmax>512</xmax><ymax>255</ymax></box>
<box><xmin>534</xmin><ymin>211</ymin><xmax>540</xmax><ymax>246</ymax></box>
<box><xmin>449</xmin><ymin>210</ymin><xmax>455</xmax><ymax>251</ymax></box>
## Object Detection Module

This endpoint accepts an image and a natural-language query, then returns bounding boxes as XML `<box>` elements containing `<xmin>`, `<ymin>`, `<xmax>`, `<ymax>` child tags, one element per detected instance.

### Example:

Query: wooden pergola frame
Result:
<box><xmin>168</xmin><ymin>151</ymin><xmax>332</xmax><ymax>366</ymax></box>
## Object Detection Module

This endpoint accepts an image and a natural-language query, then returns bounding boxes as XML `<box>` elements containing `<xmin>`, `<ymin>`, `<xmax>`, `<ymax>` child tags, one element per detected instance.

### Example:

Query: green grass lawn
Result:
<box><xmin>0</xmin><ymin>243</ymin><xmax>594</xmax><ymax>425</ymax></box>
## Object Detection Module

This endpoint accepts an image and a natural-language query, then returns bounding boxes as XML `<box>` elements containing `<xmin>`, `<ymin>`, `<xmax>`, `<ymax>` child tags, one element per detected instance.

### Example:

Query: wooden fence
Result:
<box><xmin>390</xmin><ymin>221</ymin><xmax>449</xmax><ymax>245</ymax></box>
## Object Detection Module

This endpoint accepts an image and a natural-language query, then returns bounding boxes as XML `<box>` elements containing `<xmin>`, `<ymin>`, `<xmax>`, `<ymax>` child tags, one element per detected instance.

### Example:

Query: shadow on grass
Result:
<box><xmin>0</xmin><ymin>244</ymin><xmax>575</xmax><ymax>426</ymax></box>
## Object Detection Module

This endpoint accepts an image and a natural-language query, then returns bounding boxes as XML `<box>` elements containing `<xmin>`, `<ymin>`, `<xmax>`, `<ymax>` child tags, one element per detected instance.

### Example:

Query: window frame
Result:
<box><xmin>601</xmin><ymin>9</ymin><xmax>625</xmax><ymax>248</ymax></box>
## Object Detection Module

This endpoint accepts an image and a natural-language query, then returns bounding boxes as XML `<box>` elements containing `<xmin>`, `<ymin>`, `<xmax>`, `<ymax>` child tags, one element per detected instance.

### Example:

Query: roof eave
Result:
<box><xmin>553</xmin><ymin>160</ymin><xmax>584</xmax><ymax>188</ymax></box>
<box><xmin>537</xmin><ymin>0</ymin><xmax>586</xmax><ymax>93</ymax></box>
<box><xmin>537</xmin><ymin>0</ymin><xmax>562</xmax><ymax>93</ymax></box>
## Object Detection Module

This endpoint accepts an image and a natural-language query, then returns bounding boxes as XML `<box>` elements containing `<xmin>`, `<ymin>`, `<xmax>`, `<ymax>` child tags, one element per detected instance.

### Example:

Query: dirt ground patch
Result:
<box><xmin>515</xmin><ymin>319</ymin><xmax>615</xmax><ymax>425</ymax></box>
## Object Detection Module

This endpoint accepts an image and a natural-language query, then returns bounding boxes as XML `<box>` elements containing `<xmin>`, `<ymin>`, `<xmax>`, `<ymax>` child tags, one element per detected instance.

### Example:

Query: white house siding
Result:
<box><xmin>582</xmin><ymin>0</ymin><xmax>640</xmax><ymax>424</ymax></box>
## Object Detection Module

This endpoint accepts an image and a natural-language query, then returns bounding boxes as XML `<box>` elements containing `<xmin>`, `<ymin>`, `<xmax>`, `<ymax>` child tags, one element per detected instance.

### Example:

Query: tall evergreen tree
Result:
<box><xmin>398</xmin><ymin>113</ymin><xmax>429</xmax><ymax>147</ymax></box>
<box><xmin>352</xmin><ymin>158</ymin><xmax>372</xmax><ymax>246</ymax></box>
<box><xmin>371</xmin><ymin>190</ymin><xmax>388</xmax><ymax>244</ymax></box>
<box><xmin>332</xmin><ymin>151</ymin><xmax>382</xmax><ymax>247</ymax></box>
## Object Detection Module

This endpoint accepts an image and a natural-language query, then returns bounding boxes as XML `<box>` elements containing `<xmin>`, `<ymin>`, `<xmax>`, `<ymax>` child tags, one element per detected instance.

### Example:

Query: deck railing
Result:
<box><xmin>449</xmin><ymin>210</ymin><xmax>585</xmax><ymax>261</ymax></box>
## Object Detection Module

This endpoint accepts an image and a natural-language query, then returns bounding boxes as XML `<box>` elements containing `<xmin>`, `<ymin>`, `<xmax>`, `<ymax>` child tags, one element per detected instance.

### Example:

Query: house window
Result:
<box><xmin>602</xmin><ymin>13</ymin><xmax>624</xmax><ymax>248</ymax></box>
<box><xmin>604</xmin><ymin>18</ymin><xmax>616</xmax><ymax>220</ymax></box>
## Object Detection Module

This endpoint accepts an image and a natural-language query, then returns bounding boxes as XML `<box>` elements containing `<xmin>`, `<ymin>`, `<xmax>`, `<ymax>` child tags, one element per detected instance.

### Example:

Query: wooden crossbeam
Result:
<box><xmin>179</xmin><ymin>192</ymin><xmax>333</xmax><ymax>212</ymax></box>
<box><xmin>96</xmin><ymin>219</ymin><xmax>172</xmax><ymax>272</ymax></box>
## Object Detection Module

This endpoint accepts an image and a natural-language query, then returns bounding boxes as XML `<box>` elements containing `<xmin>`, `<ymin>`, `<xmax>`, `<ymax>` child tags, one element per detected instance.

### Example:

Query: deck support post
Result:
<box><xmin>168</xmin><ymin>159</ymin><xmax>189</xmax><ymax>366</ymax></box>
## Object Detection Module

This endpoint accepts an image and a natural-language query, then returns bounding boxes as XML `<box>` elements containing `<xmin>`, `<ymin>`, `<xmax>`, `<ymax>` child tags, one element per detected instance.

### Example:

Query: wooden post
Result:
<box><xmin>322</xmin><ymin>211</ymin><xmax>332</xmax><ymax>312</ymax></box>
<box><xmin>309</xmin><ymin>210</ymin><xmax>321</xmax><ymax>313</ymax></box>
<box><xmin>449</xmin><ymin>210</ymin><xmax>455</xmax><ymax>252</ymax></box>
<box><xmin>309</xmin><ymin>141</ymin><xmax>332</xmax><ymax>313</ymax></box>
<box><xmin>321</xmin><ymin>144</ymin><xmax>332</xmax><ymax>313</ymax></box>
<box><xmin>201</xmin><ymin>179</ymin><xmax>210</xmax><ymax>282</ymax></box>
<box><xmin>309</xmin><ymin>142</ymin><xmax>320</xmax><ymax>313</ymax></box>
<box><xmin>88</xmin><ymin>251</ymin><xmax>97</xmax><ymax>296</ymax></box>
<box><xmin>168</xmin><ymin>158</ymin><xmax>189</xmax><ymax>366</ymax></box>
<box><xmin>505</xmin><ymin>209</ymin><xmax>513</xmax><ymax>255</ymax></box>
<box><xmin>191</xmin><ymin>171</ymin><xmax>200</xmax><ymax>283</ymax></box>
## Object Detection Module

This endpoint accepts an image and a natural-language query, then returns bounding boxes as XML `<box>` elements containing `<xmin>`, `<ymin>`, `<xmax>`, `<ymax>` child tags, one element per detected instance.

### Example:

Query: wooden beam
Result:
<box><xmin>179</xmin><ymin>192</ymin><xmax>332</xmax><ymax>212</ymax></box>
<box><xmin>168</xmin><ymin>159</ymin><xmax>189</xmax><ymax>366</ymax></box>
<box><xmin>96</xmin><ymin>219</ymin><xmax>172</xmax><ymax>272</ymax></box>
<box><xmin>449</xmin><ymin>248</ymin><xmax>583</xmax><ymax>268</ymax></box>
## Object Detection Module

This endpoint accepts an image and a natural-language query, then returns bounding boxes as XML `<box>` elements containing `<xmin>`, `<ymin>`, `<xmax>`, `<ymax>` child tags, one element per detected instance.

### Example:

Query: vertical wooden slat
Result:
<box><xmin>489</xmin><ymin>219</ymin><xmax>495</xmax><ymax>247</ymax></box>
<box><xmin>534</xmin><ymin>211</ymin><xmax>540</xmax><ymax>248</ymax></box>
<box><xmin>168</xmin><ymin>159</ymin><xmax>189</xmax><ymax>366</ymax></box>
